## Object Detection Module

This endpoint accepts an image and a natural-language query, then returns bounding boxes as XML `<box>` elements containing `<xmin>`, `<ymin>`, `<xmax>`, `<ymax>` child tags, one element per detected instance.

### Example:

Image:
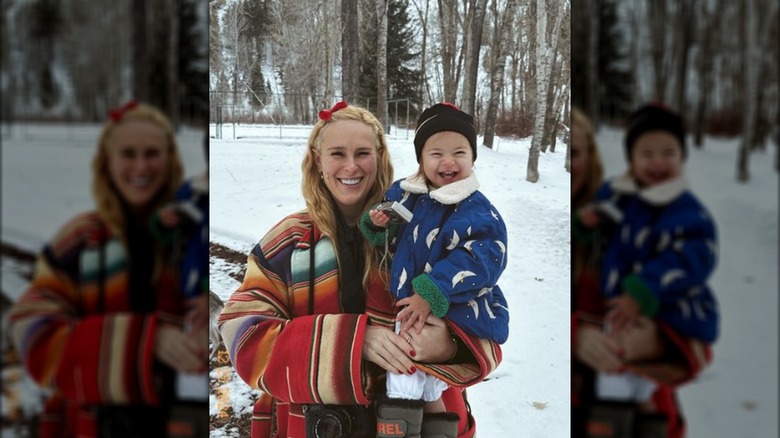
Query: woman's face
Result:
<box><xmin>317</xmin><ymin>120</ymin><xmax>378</xmax><ymax>223</ymax></box>
<box><xmin>420</xmin><ymin>131</ymin><xmax>473</xmax><ymax>189</ymax></box>
<box><xmin>571</xmin><ymin>124</ymin><xmax>588</xmax><ymax>197</ymax></box>
<box><xmin>107</xmin><ymin>119</ymin><xmax>170</xmax><ymax>212</ymax></box>
<box><xmin>630</xmin><ymin>131</ymin><xmax>683</xmax><ymax>187</ymax></box>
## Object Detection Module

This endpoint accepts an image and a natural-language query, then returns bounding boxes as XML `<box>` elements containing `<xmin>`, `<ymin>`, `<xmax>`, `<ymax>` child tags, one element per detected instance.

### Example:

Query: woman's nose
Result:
<box><xmin>133</xmin><ymin>156</ymin><xmax>150</xmax><ymax>172</ymax></box>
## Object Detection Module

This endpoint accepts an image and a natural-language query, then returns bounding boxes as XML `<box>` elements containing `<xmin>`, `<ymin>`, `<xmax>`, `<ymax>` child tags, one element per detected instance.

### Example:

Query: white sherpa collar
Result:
<box><xmin>399</xmin><ymin>172</ymin><xmax>480</xmax><ymax>205</ymax></box>
<box><xmin>611</xmin><ymin>172</ymin><xmax>688</xmax><ymax>206</ymax></box>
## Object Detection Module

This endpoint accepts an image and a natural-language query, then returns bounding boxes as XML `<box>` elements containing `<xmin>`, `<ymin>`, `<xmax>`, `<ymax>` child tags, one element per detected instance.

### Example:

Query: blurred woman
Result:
<box><xmin>9</xmin><ymin>102</ymin><xmax>207</xmax><ymax>437</ymax></box>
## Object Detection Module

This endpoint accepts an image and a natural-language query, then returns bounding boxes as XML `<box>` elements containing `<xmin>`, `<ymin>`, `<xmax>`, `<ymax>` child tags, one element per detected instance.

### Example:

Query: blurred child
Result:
<box><xmin>577</xmin><ymin>103</ymin><xmax>719</xmax><ymax>407</ymax></box>
<box><xmin>360</xmin><ymin>103</ymin><xmax>509</xmax><ymax>437</ymax></box>
<box><xmin>150</xmin><ymin>137</ymin><xmax>209</xmax><ymax>401</ymax></box>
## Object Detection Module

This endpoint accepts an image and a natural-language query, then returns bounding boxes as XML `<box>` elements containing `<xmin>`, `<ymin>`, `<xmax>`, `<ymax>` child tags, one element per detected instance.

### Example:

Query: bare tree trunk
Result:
<box><xmin>461</xmin><ymin>0</ymin><xmax>488</xmax><ymax>116</ymax></box>
<box><xmin>341</xmin><ymin>0</ymin><xmax>359</xmax><ymax>102</ymax></box>
<box><xmin>585</xmin><ymin>0</ymin><xmax>598</xmax><ymax>125</ymax></box>
<box><xmin>540</xmin><ymin>2</ymin><xmax>563</xmax><ymax>153</ymax></box>
<box><xmin>672</xmin><ymin>0</ymin><xmax>693</xmax><ymax>113</ymax></box>
<box><xmin>540</xmin><ymin>47</ymin><xmax>558</xmax><ymax>153</ymax></box>
<box><xmin>648</xmin><ymin>0</ymin><xmax>670</xmax><ymax>102</ymax></box>
<box><xmin>167</xmin><ymin>0</ymin><xmax>179</xmax><ymax>128</ymax></box>
<box><xmin>564</xmin><ymin>95</ymin><xmax>571</xmax><ymax>171</ymax></box>
<box><xmin>693</xmin><ymin>0</ymin><xmax>721</xmax><ymax>148</ymax></box>
<box><xmin>737</xmin><ymin>0</ymin><xmax>757</xmax><ymax>182</ymax></box>
<box><xmin>323</xmin><ymin>2</ymin><xmax>335</xmax><ymax>105</ymax></box>
<box><xmin>132</xmin><ymin>0</ymin><xmax>147</xmax><ymax>102</ymax></box>
<box><xmin>437</xmin><ymin>0</ymin><xmax>458</xmax><ymax>102</ymax></box>
<box><xmin>375</xmin><ymin>0</ymin><xmax>388</xmax><ymax>128</ymax></box>
<box><xmin>527</xmin><ymin>0</ymin><xmax>547</xmax><ymax>183</ymax></box>
<box><xmin>483</xmin><ymin>0</ymin><xmax>517</xmax><ymax>150</ymax></box>
<box><xmin>412</xmin><ymin>0</ymin><xmax>433</xmax><ymax>106</ymax></box>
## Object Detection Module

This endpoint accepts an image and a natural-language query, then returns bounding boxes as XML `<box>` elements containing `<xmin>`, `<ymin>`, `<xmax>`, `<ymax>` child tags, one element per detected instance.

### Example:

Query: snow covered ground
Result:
<box><xmin>208</xmin><ymin>123</ymin><xmax>572</xmax><ymax>437</ymax></box>
<box><xmin>3</xmin><ymin>121</ymin><xmax>777</xmax><ymax>437</ymax></box>
<box><xmin>596</xmin><ymin>127</ymin><xmax>779</xmax><ymax>437</ymax></box>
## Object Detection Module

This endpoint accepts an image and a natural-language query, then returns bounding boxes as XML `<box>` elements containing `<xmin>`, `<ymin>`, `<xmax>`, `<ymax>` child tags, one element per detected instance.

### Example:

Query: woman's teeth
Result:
<box><xmin>340</xmin><ymin>178</ymin><xmax>361</xmax><ymax>186</ymax></box>
<box><xmin>130</xmin><ymin>178</ymin><xmax>151</xmax><ymax>187</ymax></box>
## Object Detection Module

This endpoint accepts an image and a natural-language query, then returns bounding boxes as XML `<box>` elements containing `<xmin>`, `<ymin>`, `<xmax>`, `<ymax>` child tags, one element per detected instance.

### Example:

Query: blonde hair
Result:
<box><xmin>91</xmin><ymin>103</ymin><xmax>184</xmax><ymax>240</ymax></box>
<box><xmin>301</xmin><ymin>105</ymin><xmax>394</xmax><ymax>289</ymax></box>
<box><xmin>571</xmin><ymin>107</ymin><xmax>604</xmax><ymax>211</ymax></box>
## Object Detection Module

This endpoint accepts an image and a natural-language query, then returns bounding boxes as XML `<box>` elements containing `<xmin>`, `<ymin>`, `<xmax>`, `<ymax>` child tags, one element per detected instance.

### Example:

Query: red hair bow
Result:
<box><xmin>109</xmin><ymin>100</ymin><xmax>138</xmax><ymax>122</ymax></box>
<box><xmin>441</xmin><ymin>102</ymin><xmax>460</xmax><ymax>110</ymax></box>
<box><xmin>319</xmin><ymin>101</ymin><xmax>348</xmax><ymax>122</ymax></box>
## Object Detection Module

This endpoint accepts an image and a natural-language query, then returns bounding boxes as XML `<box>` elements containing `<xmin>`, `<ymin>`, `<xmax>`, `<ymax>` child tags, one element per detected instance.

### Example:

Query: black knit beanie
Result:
<box><xmin>414</xmin><ymin>103</ymin><xmax>477</xmax><ymax>162</ymax></box>
<box><xmin>625</xmin><ymin>103</ymin><xmax>687</xmax><ymax>161</ymax></box>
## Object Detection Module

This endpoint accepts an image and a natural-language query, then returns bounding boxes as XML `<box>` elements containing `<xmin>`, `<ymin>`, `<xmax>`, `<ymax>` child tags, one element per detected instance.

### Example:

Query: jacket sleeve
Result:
<box><xmin>8</xmin><ymin>217</ymin><xmax>160</xmax><ymax>406</ymax></box>
<box><xmin>218</xmin><ymin>226</ymin><xmax>374</xmax><ymax>406</ymax></box>
<box><xmin>412</xmin><ymin>206</ymin><xmax>508</xmax><ymax>317</ymax></box>
<box><xmin>621</xmin><ymin>206</ymin><xmax>718</xmax><ymax>316</ymax></box>
<box><xmin>416</xmin><ymin>321</ymin><xmax>503</xmax><ymax>389</ymax></box>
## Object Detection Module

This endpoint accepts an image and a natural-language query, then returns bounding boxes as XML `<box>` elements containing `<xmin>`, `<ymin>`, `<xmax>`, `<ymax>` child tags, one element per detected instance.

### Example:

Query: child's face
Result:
<box><xmin>629</xmin><ymin>131</ymin><xmax>683</xmax><ymax>187</ymax></box>
<box><xmin>107</xmin><ymin>119</ymin><xmax>170</xmax><ymax>211</ymax></box>
<box><xmin>420</xmin><ymin>131</ymin><xmax>473</xmax><ymax>188</ymax></box>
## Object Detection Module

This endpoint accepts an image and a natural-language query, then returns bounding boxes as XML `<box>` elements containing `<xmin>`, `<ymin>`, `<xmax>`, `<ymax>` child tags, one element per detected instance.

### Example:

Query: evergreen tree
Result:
<box><xmin>179</xmin><ymin>0</ymin><xmax>209</xmax><ymax>122</ymax></box>
<box><xmin>241</xmin><ymin>0</ymin><xmax>271</xmax><ymax>108</ymax></box>
<box><xmin>359</xmin><ymin>0</ymin><xmax>421</xmax><ymax>120</ymax></box>
<box><xmin>571</xmin><ymin>0</ymin><xmax>632</xmax><ymax>123</ymax></box>
<box><xmin>148</xmin><ymin>0</ymin><xmax>208</xmax><ymax>124</ymax></box>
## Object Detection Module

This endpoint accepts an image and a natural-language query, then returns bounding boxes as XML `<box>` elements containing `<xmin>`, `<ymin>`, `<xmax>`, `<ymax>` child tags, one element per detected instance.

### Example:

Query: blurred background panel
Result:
<box><xmin>571</xmin><ymin>1</ymin><xmax>778</xmax><ymax>436</ymax></box>
<box><xmin>1</xmin><ymin>1</ymin><xmax>208</xmax><ymax>435</ymax></box>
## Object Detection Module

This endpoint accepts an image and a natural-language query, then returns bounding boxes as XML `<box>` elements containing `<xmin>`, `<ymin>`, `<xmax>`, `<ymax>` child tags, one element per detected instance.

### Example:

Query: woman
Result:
<box><xmin>570</xmin><ymin>107</ymin><xmax>712</xmax><ymax>438</ymax></box>
<box><xmin>218</xmin><ymin>102</ymin><xmax>502</xmax><ymax>438</ymax></box>
<box><xmin>8</xmin><ymin>102</ymin><xmax>207</xmax><ymax>437</ymax></box>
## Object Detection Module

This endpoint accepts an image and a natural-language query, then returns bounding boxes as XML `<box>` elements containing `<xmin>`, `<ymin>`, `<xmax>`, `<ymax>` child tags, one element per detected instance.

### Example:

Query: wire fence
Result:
<box><xmin>209</xmin><ymin>92</ymin><xmax>414</xmax><ymax>140</ymax></box>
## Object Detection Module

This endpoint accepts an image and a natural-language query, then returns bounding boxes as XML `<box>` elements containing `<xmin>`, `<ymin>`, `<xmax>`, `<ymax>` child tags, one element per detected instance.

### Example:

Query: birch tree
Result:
<box><xmin>461</xmin><ymin>0</ymin><xmax>489</xmax><ymax>116</ymax></box>
<box><xmin>411</xmin><ymin>0</ymin><xmax>433</xmax><ymax>105</ymax></box>
<box><xmin>526</xmin><ymin>0</ymin><xmax>549</xmax><ymax>183</ymax></box>
<box><xmin>375</xmin><ymin>0</ymin><xmax>389</xmax><ymax>127</ymax></box>
<box><xmin>132</xmin><ymin>0</ymin><xmax>147</xmax><ymax>102</ymax></box>
<box><xmin>692</xmin><ymin>0</ymin><xmax>723</xmax><ymax>148</ymax></box>
<box><xmin>341</xmin><ymin>0</ymin><xmax>360</xmax><ymax>102</ymax></box>
<box><xmin>483</xmin><ymin>0</ymin><xmax>517</xmax><ymax>150</ymax></box>
<box><xmin>437</xmin><ymin>0</ymin><xmax>460</xmax><ymax>102</ymax></box>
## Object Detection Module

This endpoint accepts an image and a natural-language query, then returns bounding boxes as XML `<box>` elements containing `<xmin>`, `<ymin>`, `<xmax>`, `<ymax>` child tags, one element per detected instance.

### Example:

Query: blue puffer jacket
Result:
<box><xmin>596</xmin><ymin>173</ymin><xmax>719</xmax><ymax>343</ymax></box>
<box><xmin>361</xmin><ymin>172</ymin><xmax>509</xmax><ymax>344</ymax></box>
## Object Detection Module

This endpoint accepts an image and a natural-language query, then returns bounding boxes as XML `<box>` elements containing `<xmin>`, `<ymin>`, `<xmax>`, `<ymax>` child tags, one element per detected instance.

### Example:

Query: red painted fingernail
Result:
<box><xmin>409</xmin><ymin>366</ymin><xmax>417</xmax><ymax>374</ymax></box>
<box><xmin>410</xmin><ymin>350</ymin><xmax>416</xmax><ymax>357</ymax></box>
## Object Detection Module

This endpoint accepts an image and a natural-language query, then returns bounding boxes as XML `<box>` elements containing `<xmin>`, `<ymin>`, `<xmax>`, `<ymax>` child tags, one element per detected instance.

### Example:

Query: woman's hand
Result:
<box><xmin>155</xmin><ymin>324</ymin><xmax>207</xmax><ymax>373</ymax></box>
<box><xmin>403</xmin><ymin>314</ymin><xmax>457</xmax><ymax>363</ymax></box>
<box><xmin>362</xmin><ymin>325</ymin><xmax>417</xmax><ymax>375</ymax></box>
<box><xmin>613</xmin><ymin>317</ymin><xmax>665</xmax><ymax>362</ymax></box>
<box><xmin>574</xmin><ymin>324</ymin><xmax>624</xmax><ymax>373</ymax></box>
